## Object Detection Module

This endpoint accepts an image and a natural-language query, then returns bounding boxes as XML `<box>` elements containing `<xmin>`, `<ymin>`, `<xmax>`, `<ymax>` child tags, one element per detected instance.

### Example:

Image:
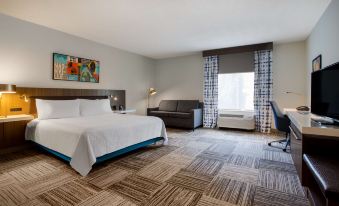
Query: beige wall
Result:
<box><xmin>154</xmin><ymin>42</ymin><xmax>307</xmax><ymax>111</ymax></box>
<box><xmin>0</xmin><ymin>14</ymin><xmax>156</xmax><ymax>115</ymax></box>
<box><xmin>306</xmin><ymin>0</ymin><xmax>339</xmax><ymax>105</ymax></box>
<box><xmin>154</xmin><ymin>54</ymin><xmax>204</xmax><ymax>106</ymax></box>
<box><xmin>0</xmin><ymin>12</ymin><xmax>311</xmax><ymax>116</ymax></box>
<box><xmin>272</xmin><ymin>42</ymin><xmax>307</xmax><ymax>110</ymax></box>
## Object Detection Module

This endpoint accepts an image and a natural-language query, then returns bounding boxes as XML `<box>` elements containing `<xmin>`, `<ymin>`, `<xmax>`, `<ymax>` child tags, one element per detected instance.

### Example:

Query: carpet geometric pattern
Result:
<box><xmin>0</xmin><ymin>128</ymin><xmax>309</xmax><ymax>206</ymax></box>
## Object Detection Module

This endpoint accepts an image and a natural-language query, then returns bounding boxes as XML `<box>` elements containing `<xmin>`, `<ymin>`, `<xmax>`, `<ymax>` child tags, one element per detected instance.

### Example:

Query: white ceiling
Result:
<box><xmin>0</xmin><ymin>0</ymin><xmax>331</xmax><ymax>59</ymax></box>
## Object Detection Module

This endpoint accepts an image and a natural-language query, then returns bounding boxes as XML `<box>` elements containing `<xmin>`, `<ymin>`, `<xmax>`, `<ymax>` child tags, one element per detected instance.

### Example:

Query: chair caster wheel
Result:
<box><xmin>268</xmin><ymin>143</ymin><xmax>271</xmax><ymax>146</ymax></box>
<box><xmin>283</xmin><ymin>148</ymin><xmax>287</xmax><ymax>152</ymax></box>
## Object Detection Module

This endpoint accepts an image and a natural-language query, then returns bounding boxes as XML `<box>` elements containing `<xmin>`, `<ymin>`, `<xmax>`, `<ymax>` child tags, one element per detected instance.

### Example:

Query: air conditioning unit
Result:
<box><xmin>217</xmin><ymin>110</ymin><xmax>255</xmax><ymax>130</ymax></box>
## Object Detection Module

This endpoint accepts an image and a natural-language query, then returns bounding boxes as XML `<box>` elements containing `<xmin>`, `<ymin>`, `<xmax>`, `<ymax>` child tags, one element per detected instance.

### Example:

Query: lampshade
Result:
<box><xmin>148</xmin><ymin>88</ymin><xmax>157</xmax><ymax>96</ymax></box>
<box><xmin>0</xmin><ymin>84</ymin><xmax>16</xmax><ymax>93</ymax></box>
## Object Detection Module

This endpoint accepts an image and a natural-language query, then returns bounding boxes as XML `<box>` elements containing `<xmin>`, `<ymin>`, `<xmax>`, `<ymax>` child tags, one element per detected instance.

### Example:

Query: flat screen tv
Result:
<box><xmin>311</xmin><ymin>62</ymin><xmax>339</xmax><ymax>120</ymax></box>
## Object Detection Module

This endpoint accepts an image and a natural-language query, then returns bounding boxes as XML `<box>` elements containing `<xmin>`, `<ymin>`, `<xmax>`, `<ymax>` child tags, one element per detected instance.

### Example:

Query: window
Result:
<box><xmin>218</xmin><ymin>72</ymin><xmax>254</xmax><ymax>111</ymax></box>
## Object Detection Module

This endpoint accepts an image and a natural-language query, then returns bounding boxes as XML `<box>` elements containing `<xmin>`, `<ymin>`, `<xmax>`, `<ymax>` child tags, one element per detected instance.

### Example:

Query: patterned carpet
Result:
<box><xmin>0</xmin><ymin>128</ymin><xmax>309</xmax><ymax>206</ymax></box>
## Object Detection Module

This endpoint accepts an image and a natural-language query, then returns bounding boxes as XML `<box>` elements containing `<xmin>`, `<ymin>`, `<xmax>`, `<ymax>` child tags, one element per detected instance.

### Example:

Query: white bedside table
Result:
<box><xmin>113</xmin><ymin>109</ymin><xmax>137</xmax><ymax>114</ymax></box>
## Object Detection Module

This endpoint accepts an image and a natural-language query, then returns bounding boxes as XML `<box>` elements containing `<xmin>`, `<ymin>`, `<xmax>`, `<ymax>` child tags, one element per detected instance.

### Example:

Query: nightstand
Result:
<box><xmin>0</xmin><ymin>115</ymin><xmax>34</xmax><ymax>149</ymax></box>
<box><xmin>113</xmin><ymin>109</ymin><xmax>137</xmax><ymax>114</ymax></box>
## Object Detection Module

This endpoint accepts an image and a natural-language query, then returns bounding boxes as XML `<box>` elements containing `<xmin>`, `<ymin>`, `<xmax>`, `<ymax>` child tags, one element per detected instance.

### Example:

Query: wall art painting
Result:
<box><xmin>53</xmin><ymin>53</ymin><xmax>100</xmax><ymax>83</ymax></box>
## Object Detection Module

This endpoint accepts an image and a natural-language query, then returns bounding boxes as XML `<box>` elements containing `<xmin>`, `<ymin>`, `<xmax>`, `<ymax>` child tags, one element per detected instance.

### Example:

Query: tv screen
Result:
<box><xmin>311</xmin><ymin>62</ymin><xmax>339</xmax><ymax>120</ymax></box>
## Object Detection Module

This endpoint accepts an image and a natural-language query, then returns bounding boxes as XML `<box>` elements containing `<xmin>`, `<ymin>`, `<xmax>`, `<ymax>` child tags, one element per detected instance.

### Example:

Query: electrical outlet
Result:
<box><xmin>10</xmin><ymin>108</ymin><xmax>22</xmax><ymax>112</ymax></box>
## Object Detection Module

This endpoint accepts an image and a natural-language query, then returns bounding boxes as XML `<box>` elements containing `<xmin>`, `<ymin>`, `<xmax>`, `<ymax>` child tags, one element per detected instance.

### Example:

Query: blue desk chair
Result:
<box><xmin>268</xmin><ymin>101</ymin><xmax>290</xmax><ymax>152</ymax></box>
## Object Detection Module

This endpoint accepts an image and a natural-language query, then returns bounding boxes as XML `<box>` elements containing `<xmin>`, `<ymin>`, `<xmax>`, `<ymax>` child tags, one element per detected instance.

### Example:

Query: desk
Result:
<box><xmin>286</xmin><ymin>111</ymin><xmax>339</xmax><ymax>206</ymax></box>
<box><xmin>287</xmin><ymin>111</ymin><xmax>339</xmax><ymax>137</ymax></box>
<box><xmin>284</xmin><ymin>108</ymin><xmax>297</xmax><ymax>113</ymax></box>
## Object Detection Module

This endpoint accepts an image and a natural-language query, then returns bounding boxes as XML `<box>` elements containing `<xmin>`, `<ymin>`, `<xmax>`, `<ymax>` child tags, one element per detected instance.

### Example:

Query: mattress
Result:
<box><xmin>26</xmin><ymin>113</ymin><xmax>167</xmax><ymax>176</ymax></box>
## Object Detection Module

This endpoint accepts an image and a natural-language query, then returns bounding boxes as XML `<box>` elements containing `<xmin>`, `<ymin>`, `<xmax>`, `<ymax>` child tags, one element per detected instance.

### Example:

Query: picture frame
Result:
<box><xmin>312</xmin><ymin>54</ymin><xmax>322</xmax><ymax>72</ymax></box>
<box><xmin>53</xmin><ymin>53</ymin><xmax>100</xmax><ymax>83</ymax></box>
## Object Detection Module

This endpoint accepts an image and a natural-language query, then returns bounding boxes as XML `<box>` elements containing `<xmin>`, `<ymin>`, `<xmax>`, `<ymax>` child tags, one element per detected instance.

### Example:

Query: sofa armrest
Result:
<box><xmin>147</xmin><ymin>107</ymin><xmax>159</xmax><ymax>116</ymax></box>
<box><xmin>191</xmin><ymin>108</ymin><xmax>203</xmax><ymax>128</ymax></box>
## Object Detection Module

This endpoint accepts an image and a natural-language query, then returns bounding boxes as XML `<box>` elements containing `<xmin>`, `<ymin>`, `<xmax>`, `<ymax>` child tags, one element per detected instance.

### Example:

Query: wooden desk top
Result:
<box><xmin>287</xmin><ymin>111</ymin><xmax>339</xmax><ymax>137</ymax></box>
<box><xmin>0</xmin><ymin>114</ymin><xmax>34</xmax><ymax>123</ymax></box>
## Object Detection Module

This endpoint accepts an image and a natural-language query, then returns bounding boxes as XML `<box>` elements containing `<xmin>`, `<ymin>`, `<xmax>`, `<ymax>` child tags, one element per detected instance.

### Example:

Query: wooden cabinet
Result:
<box><xmin>287</xmin><ymin>111</ymin><xmax>339</xmax><ymax>206</ymax></box>
<box><xmin>0</xmin><ymin>120</ymin><xmax>30</xmax><ymax>149</ymax></box>
<box><xmin>0</xmin><ymin>123</ymin><xmax>4</xmax><ymax>142</ymax></box>
<box><xmin>0</xmin><ymin>115</ymin><xmax>33</xmax><ymax>149</ymax></box>
<box><xmin>290</xmin><ymin>123</ymin><xmax>302</xmax><ymax>180</ymax></box>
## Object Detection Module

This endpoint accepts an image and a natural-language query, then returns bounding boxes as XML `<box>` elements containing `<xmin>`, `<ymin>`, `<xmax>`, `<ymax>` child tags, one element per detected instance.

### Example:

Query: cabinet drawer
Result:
<box><xmin>290</xmin><ymin>125</ymin><xmax>302</xmax><ymax>180</ymax></box>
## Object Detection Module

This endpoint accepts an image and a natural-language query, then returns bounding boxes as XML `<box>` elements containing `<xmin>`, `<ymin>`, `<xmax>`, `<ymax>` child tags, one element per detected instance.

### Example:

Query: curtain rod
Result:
<box><xmin>202</xmin><ymin>42</ymin><xmax>273</xmax><ymax>57</ymax></box>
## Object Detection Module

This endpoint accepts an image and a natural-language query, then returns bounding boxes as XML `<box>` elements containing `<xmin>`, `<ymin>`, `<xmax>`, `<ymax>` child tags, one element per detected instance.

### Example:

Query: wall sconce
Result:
<box><xmin>284</xmin><ymin>91</ymin><xmax>302</xmax><ymax>96</ymax></box>
<box><xmin>109</xmin><ymin>95</ymin><xmax>118</xmax><ymax>111</ymax></box>
<box><xmin>20</xmin><ymin>94</ymin><xmax>29</xmax><ymax>102</ymax></box>
<box><xmin>109</xmin><ymin>95</ymin><xmax>118</xmax><ymax>101</ymax></box>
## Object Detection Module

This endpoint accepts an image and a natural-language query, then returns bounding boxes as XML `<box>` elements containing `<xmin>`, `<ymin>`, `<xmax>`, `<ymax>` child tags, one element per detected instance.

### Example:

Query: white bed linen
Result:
<box><xmin>26</xmin><ymin>113</ymin><xmax>167</xmax><ymax>176</ymax></box>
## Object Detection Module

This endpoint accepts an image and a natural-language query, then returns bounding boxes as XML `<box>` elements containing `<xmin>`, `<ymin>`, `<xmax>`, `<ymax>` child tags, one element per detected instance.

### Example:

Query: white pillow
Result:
<box><xmin>36</xmin><ymin>99</ymin><xmax>80</xmax><ymax>120</ymax></box>
<box><xmin>79</xmin><ymin>99</ymin><xmax>112</xmax><ymax>116</ymax></box>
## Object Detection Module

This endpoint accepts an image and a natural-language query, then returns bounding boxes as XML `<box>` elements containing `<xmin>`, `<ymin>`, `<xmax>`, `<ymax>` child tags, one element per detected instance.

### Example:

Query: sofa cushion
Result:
<box><xmin>149</xmin><ymin>111</ymin><xmax>173</xmax><ymax>117</ymax></box>
<box><xmin>177</xmin><ymin>100</ymin><xmax>199</xmax><ymax>113</ymax></box>
<box><xmin>159</xmin><ymin>100</ymin><xmax>178</xmax><ymax>112</ymax></box>
<box><xmin>168</xmin><ymin>112</ymin><xmax>192</xmax><ymax>119</ymax></box>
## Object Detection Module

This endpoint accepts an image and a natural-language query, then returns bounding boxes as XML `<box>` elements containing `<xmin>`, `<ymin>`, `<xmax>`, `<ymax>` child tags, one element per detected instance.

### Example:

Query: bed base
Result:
<box><xmin>34</xmin><ymin>137</ymin><xmax>164</xmax><ymax>164</ymax></box>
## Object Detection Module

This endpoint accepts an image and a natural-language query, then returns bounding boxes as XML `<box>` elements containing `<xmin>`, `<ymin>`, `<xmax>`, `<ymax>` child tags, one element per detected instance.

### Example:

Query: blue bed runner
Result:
<box><xmin>35</xmin><ymin>137</ymin><xmax>164</xmax><ymax>164</ymax></box>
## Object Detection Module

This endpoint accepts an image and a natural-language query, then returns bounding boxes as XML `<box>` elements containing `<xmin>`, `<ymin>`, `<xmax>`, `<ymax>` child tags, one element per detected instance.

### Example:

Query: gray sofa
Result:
<box><xmin>147</xmin><ymin>100</ymin><xmax>203</xmax><ymax>130</ymax></box>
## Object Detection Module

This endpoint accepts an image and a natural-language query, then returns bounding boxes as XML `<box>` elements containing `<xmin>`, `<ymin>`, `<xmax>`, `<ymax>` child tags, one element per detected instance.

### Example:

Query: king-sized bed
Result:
<box><xmin>25</xmin><ymin>96</ymin><xmax>167</xmax><ymax>176</ymax></box>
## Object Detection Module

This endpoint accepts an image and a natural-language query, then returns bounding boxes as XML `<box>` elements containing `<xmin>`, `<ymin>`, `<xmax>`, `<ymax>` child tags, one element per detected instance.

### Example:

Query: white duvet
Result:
<box><xmin>26</xmin><ymin>113</ymin><xmax>167</xmax><ymax>176</ymax></box>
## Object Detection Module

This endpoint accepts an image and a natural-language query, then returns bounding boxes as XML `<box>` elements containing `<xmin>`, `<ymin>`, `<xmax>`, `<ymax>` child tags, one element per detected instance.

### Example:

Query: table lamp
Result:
<box><xmin>0</xmin><ymin>84</ymin><xmax>17</xmax><ymax>118</ymax></box>
<box><xmin>0</xmin><ymin>84</ymin><xmax>16</xmax><ymax>94</ymax></box>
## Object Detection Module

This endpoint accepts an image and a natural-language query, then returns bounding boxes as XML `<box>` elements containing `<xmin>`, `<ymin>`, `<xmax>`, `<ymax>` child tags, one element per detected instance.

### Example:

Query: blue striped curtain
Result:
<box><xmin>254</xmin><ymin>50</ymin><xmax>273</xmax><ymax>133</ymax></box>
<box><xmin>203</xmin><ymin>56</ymin><xmax>219</xmax><ymax>128</ymax></box>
